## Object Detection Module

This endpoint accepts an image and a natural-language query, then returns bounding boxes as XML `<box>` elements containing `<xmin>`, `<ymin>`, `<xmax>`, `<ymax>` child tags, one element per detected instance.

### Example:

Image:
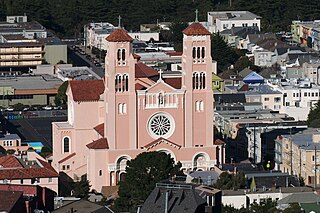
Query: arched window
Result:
<box><xmin>199</xmin><ymin>73</ymin><xmax>203</xmax><ymax>89</ymax></box>
<box><xmin>197</xmin><ymin>47</ymin><xmax>200</xmax><ymax>58</ymax></box>
<box><xmin>63</xmin><ymin>137</ymin><xmax>70</xmax><ymax>153</ymax></box>
<box><xmin>201</xmin><ymin>47</ymin><xmax>205</xmax><ymax>58</ymax></box>
<box><xmin>195</xmin><ymin>73</ymin><xmax>199</xmax><ymax>89</ymax></box>
<box><xmin>118</xmin><ymin>103</ymin><xmax>123</xmax><ymax>114</ymax></box>
<box><xmin>117</xmin><ymin>49</ymin><xmax>121</xmax><ymax>61</ymax></box>
<box><xmin>115</xmin><ymin>74</ymin><xmax>122</xmax><ymax>92</ymax></box>
<box><xmin>122</xmin><ymin>49</ymin><xmax>126</xmax><ymax>61</ymax></box>
<box><xmin>158</xmin><ymin>93</ymin><xmax>164</xmax><ymax>105</ymax></box>
<box><xmin>122</xmin><ymin>103</ymin><xmax>127</xmax><ymax>114</ymax></box>
<box><xmin>99</xmin><ymin>170</ymin><xmax>102</xmax><ymax>176</ymax></box>
<box><xmin>202</xmin><ymin>73</ymin><xmax>206</xmax><ymax>89</ymax></box>
<box><xmin>195</xmin><ymin>101</ymin><xmax>200</xmax><ymax>112</ymax></box>
<box><xmin>125</xmin><ymin>74</ymin><xmax>129</xmax><ymax>91</ymax></box>
<box><xmin>200</xmin><ymin>101</ymin><xmax>204</xmax><ymax>111</ymax></box>
<box><xmin>192</xmin><ymin>73</ymin><xmax>196</xmax><ymax>89</ymax></box>
<box><xmin>192</xmin><ymin>47</ymin><xmax>196</xmax><ymax>59</ymax></box>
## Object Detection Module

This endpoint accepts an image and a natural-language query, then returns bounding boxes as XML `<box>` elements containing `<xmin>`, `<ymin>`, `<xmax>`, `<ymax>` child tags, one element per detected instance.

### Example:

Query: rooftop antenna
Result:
<box><xmin>118</xmin><ymin>15</ymin><xmax>122</xmax><ymax>28</ymax></box>
<box><xmin>195</xmin><ymin>9</ymin><xmax>199</xmax><ymax>22</ymax></box>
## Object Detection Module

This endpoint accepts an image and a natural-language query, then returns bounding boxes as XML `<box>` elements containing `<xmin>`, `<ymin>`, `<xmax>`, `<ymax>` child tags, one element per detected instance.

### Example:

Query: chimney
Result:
<box><xmin>313</xmin><ymin>133</ymin><xmax>320</xmax><ymax>143</ymax></box>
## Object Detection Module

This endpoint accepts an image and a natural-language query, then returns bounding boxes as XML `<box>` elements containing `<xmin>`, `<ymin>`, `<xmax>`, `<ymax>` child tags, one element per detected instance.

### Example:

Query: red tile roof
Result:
<box><xmin>144</xmin><ymin>137</ymin><xmax>181</xmax><ymax>150</ymax></box>
<box><xmin>0</xmin><ymin>184</ymin><xmax>38</xmax><ymax>196</ymax></box>
<box><xmin>106</xmin><ymin>28</ymin><xmax>133</xmax><ymax>42</ymax></box>
<box><xmin>135</xmin><ymin>83</ymin><xmax>146</xmax><ymax>90</ymax></box>
<box><xmin>182</xmin><ymin>22</ymin><xmax>211</xmax><ymax>35</ymax></box>
<box><xmin>58</xmin><ymin>152</ymin><xmax>76</xmax><ymax>164</ymax></box>
<box><xmin>86</xmin><ymin>138</ymin><xmax>109</xmax><ymax>149</ymax></box>
<box><xmin>214</xmin><ymin>139</ymin><xmax>225</xmax><ymax>145</ymax></box>
<box><xmin>133</xmin><ymin>53</ymin><xmax>141</xmax><ymax>60</ymax></box>
<box><xmin>166</xmin><ymin>52</ymin><xmax>182</xmax><ymax>57</ymax></box>
<box><xmin>0</xmin><ymin>190</ymin><xmax>23</xmax><ymax>212</ymax></box>
<box><xmin>94</xmin><ymin>123</ymin><xmax>104</xmax><ymax>137</ymax></box>
<box><xmin>164</xmin><ymin>78</ymin><xmax>182</xmax><ymax>89</ymax></box>
<box><xmin>70</xmin><ymin>80</ymin><xmax>104</xmax><ymax>102</ymax></box>
<box><xmin>0</xmin><ymin>155</ymin><xmax>23</xmax><ymax>168</ymax></box>
<box><xmin>135</xmin><ymin>62</ymin><xmax>159</xmax><ymax>78</ymax></box>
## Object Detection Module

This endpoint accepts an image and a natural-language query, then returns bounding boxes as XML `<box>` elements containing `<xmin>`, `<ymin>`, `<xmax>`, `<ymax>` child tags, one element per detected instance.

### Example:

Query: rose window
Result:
<box><xmin>148</xmin><ymin>113</ymin><xmax>175</xmax><ymax>139</ymax></box>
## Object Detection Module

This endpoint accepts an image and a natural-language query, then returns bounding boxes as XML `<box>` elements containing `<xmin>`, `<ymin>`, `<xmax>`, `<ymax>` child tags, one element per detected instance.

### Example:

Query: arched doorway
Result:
<box><xmin>193</xmin><ymin>152</ymin><xmax>210</xmax><ymax>171</ymax></box>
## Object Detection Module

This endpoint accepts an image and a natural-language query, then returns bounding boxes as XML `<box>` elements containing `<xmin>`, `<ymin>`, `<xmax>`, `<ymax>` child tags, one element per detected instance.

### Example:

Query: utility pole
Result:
<box><xmin>290</xmin><ymin>128</ymin><xmax>293</xmax><ymax>175</ymax></box>
<box><xmin>253</xmin><ymin>124</ymin><xmax>256</xmax><ymax>164</ymax></box>
<box><xmin>315</xmin><ymin>145</ymin><xmax>317</xmax><ymax>190</ymax></box>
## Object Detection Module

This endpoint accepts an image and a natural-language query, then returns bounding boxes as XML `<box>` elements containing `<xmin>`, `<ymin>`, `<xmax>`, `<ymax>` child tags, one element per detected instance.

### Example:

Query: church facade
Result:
<box><xmin>52</xmin><ymin>22</ymin><xmax>224</xmax><ymax>191</ymax></box>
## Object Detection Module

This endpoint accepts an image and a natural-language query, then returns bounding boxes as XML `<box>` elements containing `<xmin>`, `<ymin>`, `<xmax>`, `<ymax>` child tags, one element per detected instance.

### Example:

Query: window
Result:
<box><xmin>312</xmin><ymin>92</ymin><xmax>314</xmax><ymax>97</ymax></box>
<box><xmin>197</xmin><ymin>47</ymin><xmax>200</xmax><ymax>58</ymax></box>
<box><xmin>63</xmin><ymin>137</ymin><xmax>70</xmax><ymax>153</ymax></box>
<box><xmin>122</xmin><ymin>49</ymin><xmax>126</xmax><ymax>61</ymax></box>
<box><xmin>66</xmin><ymin>165</ymin><xmax>70</xmax><ymax>170</ymax></box>
<box><xmin>117</xmin><ymin>49</ymin><xmax>121</xmax><ymax>61</ymax></box>
<box><xmin>286</xmin><ymin>102</ymin><xmax>290</xmax><ymax>106</ymax></box>
<box><xmin>293</xmin><ymin>93</ymin><xmax>295</xmax><ymax>97</ymax></box>
<box><xmin>48</xmin><ymin>177</ymin><xmax>52</xmax><ymax>183</ymax></box>
<box><xmin>20</xmin><ymin>179</ymin><xmax>23</xmax><ymax>184</ymax></box>
<box><xmin>192</xmin><ymin>47</ymin><xmax>196</xmax><ymax>59</ymax></box>
<box><xmin>118</xmin><ymin>103</ymin><xmax>123</xmax><ymax>114</ymax></box>
<box><xmin>304</xmin><ymin>92</ymin><xmax>307</xmax><ymax>97</ymax></box>
<box><xmin>115</xmin><ymin>74</ymin><xmax>129</xmax><ymax>92</ymax></box>
<box><xmin>62</xmin><ymin>165</ymin><xmax>66</xmax><ymax>170</ymax></box>
<box><xmin>200</xmin><ymin>101</ymin><xmax>204</xmax><ymax>111</ymax></box>
<box><xmin>274</xmin><ymin>97</ymin><xmax>281</xmax><ymax>103</ymax></box>
<box><xmin>196</xmin><ymin>101</ymin><xmax>200</xmax><ymax>112</ymax></box>
<box><xmin>201</xmin><ymin>47</ymin><xmax>205</xmax><ymax>58</ymax></box>
<box><xmin>99</xmin><ymin>170</ymin><xmax>102</xmax><ymax>176</ymax></box>
<box><xmin>264</xmin><ymin>97</ymin><xmax>269</xmax><ymax>101</ymax></box>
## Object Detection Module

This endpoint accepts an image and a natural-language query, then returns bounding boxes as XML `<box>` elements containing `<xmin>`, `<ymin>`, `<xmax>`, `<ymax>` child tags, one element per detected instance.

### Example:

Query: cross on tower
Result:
<box><xmin>118</xmin><ymin>15</ymin><xmax>122</xmax><ymax>28</ymax></box>
<box><xmin>195</xmin><ymin>9</ymin><xmax>199</xmax><ymax>22</ymax></box>
<box><xmin>159</xmin><ymin>69</ymin><xmax>163</xmax><ymax>81</ymax></box>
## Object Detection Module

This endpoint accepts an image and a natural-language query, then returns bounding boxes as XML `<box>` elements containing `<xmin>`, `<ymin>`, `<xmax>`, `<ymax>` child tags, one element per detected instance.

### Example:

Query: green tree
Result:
<box><xmin>72</xmin><ymin>178</ymin><xmax>91</xmax><ymax>198</ymax></box>
<box><xmin>113</xmin><ymin>151</ymin><xmax>182</xmax><ymax>212</ymax></box>
<box><xmin>250</xmin><ymin>200</ymin><xmax>278</xmax><ymax>213</ymax></box>
<box><xmin>222</xmin><ymin>204</ymin><xmax>247</xmax><ymax>213</ymax></box>
<box><xmin>282</xmin><ymin>203</ymin><xmax>302</xmax><ymax>213</ymax></box>
<box><xmin>214</xmin><ymin>171</ymin><xmax>246</xmax><ymax>190</ymax></box>
<box><xmin>211</xmin><ymin>33</ymin><xmax>240</xmax><ymax>72</ymax></box>
<box><xmin>169</xmin><ymin>22</ymin><xmax>188</xmax><ymax>52</ymax></box>
<box><xmin>234</xmin><ymin>56</ymin><xmax>253</xmax><ymax>72</ymax></box>
<box><xmin>54</xmin><ymin>81</ymin><xmax>68</xmax><ymax>106</ymax></box>
<box><xmin>40</xmin><ymin>146</ymin><xmax>52</xmax><ymax>158</ymax></box>
<box><xmin>307</xmin><ymin>100</ymin><xmax>320</xmax><ymax>127</ymax></box>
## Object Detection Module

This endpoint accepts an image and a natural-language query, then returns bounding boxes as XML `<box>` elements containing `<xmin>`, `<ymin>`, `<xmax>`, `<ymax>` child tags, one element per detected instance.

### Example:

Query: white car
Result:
<box><xmin>43</xmin><ymin>106</ymin><xmax>52</xmax><ymax>110</ymax></box>
<box><xmin>6</xmin><ymin>106</ymin><xmax>14</xmax><ymax>111</ymax></box>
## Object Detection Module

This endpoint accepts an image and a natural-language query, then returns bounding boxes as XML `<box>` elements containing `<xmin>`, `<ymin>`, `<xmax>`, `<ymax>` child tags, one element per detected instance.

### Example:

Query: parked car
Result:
<box><xmin>6</xmin><ymin>106</ymin><xmax>14</xmax><ymax>111</ymax></box>
<box><xmin>43</xmin><ymin>106</ymin><xmax>52</xmax><ymax>110</ymax></box>
<box><xmin>53</xmin><ymin>106</ymin><xmax>63</xmax><ymax>110</ymax></box>
<box><xmin>22</xmin><ymin>111</ymin><xmax>38</xmax><ymax>117</ymax></box>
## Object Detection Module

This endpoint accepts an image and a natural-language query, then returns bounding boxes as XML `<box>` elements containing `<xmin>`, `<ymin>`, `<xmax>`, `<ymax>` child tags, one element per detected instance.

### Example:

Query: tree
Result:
<box><xmin>40</xmin><ymin>146</ymin><xmax>52</xmax><ymax>158</ymax></box>
<box><xmin>214</xmin><ymin>171</ymin><xmax>246</xmax><ymax>190</ymax></box>
<box><xmin>250</xmin><ymin>200</ymin><xmax>278</xmax><ymax>213</ymax></box>
<box><xmin>234</xmin><ymin>56</ymin><xmax>253</xmax><ymax>72</ymax></box>
<box><xmin>54</xmin><ymin>81</ymin><xmax>68</xmax><ymax>106</ymax></box>
<box><xmin>113</xmin><ymin>152</ymin><xmax>182</xmax><ymax>212</ymax></box>
<box><xmin>307</xmin><ymin>100</ymin><xmax>320</xmax><ymax>127</ymax></box>
<box><xmin>282</xmin><ymin>203</ymin><xmax>302</xmax><ymax>213</ymax></box>
<box><xmin>211</xmin><ymin>33</ymin><xmax>240</xmax><ymax>72</ymax></box>
<box><xmin>72</xmin><ymin>177</ymin><xmax>91</xmax><ymax>198</ymax></box>
<box><xmin>169</xmin><ymin>22</ymin><xmax>188</xmax><ymax>52</ymax></box>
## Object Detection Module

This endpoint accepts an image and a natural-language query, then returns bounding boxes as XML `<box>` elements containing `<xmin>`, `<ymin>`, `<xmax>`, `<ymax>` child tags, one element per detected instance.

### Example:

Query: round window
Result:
<box><xmin>147</xmin><ymin>113</ymin><xmax>175</xmax><ymax>139</ymax></box>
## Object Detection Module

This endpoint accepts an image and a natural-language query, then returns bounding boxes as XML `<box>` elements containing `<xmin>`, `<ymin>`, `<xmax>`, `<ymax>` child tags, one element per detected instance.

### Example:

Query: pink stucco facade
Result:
<box><xmin>52</xmin><ymin>23</ymin><xmax>224</xmax><ymax>192</ymax></box>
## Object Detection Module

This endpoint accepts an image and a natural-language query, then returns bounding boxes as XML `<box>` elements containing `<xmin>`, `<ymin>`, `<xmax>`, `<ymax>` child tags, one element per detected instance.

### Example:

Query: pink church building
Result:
<box><xmin>52</xmin><ymin>21</ymin><xmax>225</xmax><ymax>191</ymax></box>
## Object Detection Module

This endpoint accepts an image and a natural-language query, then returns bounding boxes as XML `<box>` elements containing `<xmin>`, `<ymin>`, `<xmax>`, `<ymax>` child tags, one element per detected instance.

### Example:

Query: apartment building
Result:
<box><xmin>275</xmin><ymin>128</ymin><xmax>320</xmax><ymax>186</ymax></box>
<box><xmin>207</xmin><ymin>11</ymin><xmax>261</xmax><ymax>33</ymax></box>
<box><xmin>291</xmin><ymin>20</ymin><xmax>320</xmax><ymax>51</ymax></box>
<box><xmin>0</xmin><ymin>133</ymin><xmax>30</xmax><ymax>154</ymax></box>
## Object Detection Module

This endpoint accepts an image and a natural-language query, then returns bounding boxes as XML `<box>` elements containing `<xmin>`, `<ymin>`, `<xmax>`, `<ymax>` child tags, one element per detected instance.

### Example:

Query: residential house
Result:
<box><xmin>0</xmin><ymin>190</ymin><xmax>25</xmax><ymax>213</ymax></box>
<box><xmin>140</xmin><ymin>183</ymin><xmax>222</xmax><ymax>213</ymax></box>
<box><xmin>291</xmin><ymin>20</ymin><xmax>320</xmax><ymax>50</ymax></box>
<box><xmin>302</xmin><ymin>61</ymin><xmax>320</xmax><ymax>85</ymax></box>
<box><xmin>212</xmin><ymin>73</ymin><xmax>224</xmax><ymax>93</ymax></box>
<box><xmin>207</xmin><ymin>11</ymin><xmax>261</xmax><ymax>33</ymax></box>
<box><xmin>0</xmin><ymin>133</ymin><xmax>30</xmax><ymax>154</ymax></box>
<box><xmin>220</xmin><ymin>26</ymin><xmax>260</xmax><ymax>48</ymax></box>
<box><xmin>53</xmin><ymin>199</ymin><xmax>110</xmax><ymax>213</ymax></box>
<box><xmin>0</xmin><ymin>152</ymin><xmax>58</xmax><ymax>193</ymax></box>
<box><xmin>275</xmin><ymin>128</ymin><xmax>320</xmax><ymax>186</ymax></box>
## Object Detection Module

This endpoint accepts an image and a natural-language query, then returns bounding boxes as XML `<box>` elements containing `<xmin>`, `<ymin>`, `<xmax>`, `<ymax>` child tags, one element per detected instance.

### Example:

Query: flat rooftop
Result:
<box><xmin>0</xmin><ymin>75</ymin><xmax>62</xmax><ymax>91</ymax></box>
<box><xmin>282</xmin><ymin>128</ymin><xmax>320</xmax><ymax>151</ymax></box>
<box><xmin>208</xmin><ymin>11</ymin><xmax>261</xmax><ymax>20</ymax></box>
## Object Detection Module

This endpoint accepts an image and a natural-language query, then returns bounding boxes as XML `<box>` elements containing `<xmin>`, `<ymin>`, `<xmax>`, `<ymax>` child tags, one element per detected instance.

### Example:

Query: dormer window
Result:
<box><xmin>230</xmin><ymin>75</ymin><xmax>236</xmax><ymax>79</ymax></box>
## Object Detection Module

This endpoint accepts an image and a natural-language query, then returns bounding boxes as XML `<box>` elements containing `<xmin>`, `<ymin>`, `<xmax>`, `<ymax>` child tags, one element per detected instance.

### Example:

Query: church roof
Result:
<box><xmin>106</xmin><ymin>28</ymin><xmax>133</xmax><ymax>42</ymax></box>
<box><xmin>58</xmin><ymin>153</ymin><xmax>76</xmax><ymax>164</ymax></box>
<box><xmin>69</xmin><ymin>80</ymin><xmax>104</xmax><ymax>102</ymax></box>
<box><xmin>163</xmin><ymin>77</ymin><xmax>182</xmax><ymax>89</ymax></box>
<box><xmin>144</xmin><ymin>137</ymin><xmax>181</xmax><ymax>150</ymax></box>
<box><xmin>135</xmin><ymin>62</ymin><xmax>159</xmax><ymax>78</ymax></box>
<box><xmin>94</xmin><ymin>123</ymin><xmax>104</xmax><ymax>137</ymax></box>
<box><xmin>182</xmin><ymin>22</ymin><xmax>211</xmax><ymax>35</ymax></box>
<box><xmin>86</xmin><ymin>138</ymin><xmax>109</xmax><ymax>149</ymax></box>
<box><xmin>135</xmin><ymin>83</ymin><xmax>147</xmax><ymax>90</ymax></box>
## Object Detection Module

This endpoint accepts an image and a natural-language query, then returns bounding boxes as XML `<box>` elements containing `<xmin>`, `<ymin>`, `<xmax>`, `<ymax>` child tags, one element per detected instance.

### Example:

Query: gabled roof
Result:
<box><xmin>135</xmin><ymin>83</ymin><xmax>147</xmax><ymax>90</ymax></box>
<box><xmin>0</xmin><ymin>190</ymin><xmax>23</xmax><ymax>212</ymax></box>
<box><xmin>163</xmin><ymin>77</ymin><xmax>182</xmax><ymax>89</ymax></box>
<box><xmin>182</xmin><ymin>22</ymin><xmax>211</xmax><ymax>35</ymax></box>
<box><xmin>243</xmin><ymin>72</ymin><xmax>264</xmax><ymax>83</ymax></box>
<box><xmin>94</xmin><ymin>123</ymin><xmax>104</xmax><ymax>137</ymax></box>
<box><xmin>106</xmin><ymin>28</ymin><xmax>133</xmax><ymax>42</ymax></box>
<box><xmin>0</xmin><ymin>155</ymin><xmax>23</xmax><ymax>168</ymax></box>
<box><xmin>144</xmin><ymin>137</ymin><xmax>181</xmax><ymax>150</ymax></box>
<box><xmin>135</xmin><ymin>62</ymin><xmax>159</xmax><ymax>78</ymax></box>
<box><xmin>166</xmin><ymin>52</ymin><xmax>182</xmax><ymax>57</ymax></box>
<box><xmin>70</xmin><ymin>80</ymin><xmax>104</xmax><ymax>102</ymax></box>
<box><xmin>58</xmin><ymin>152</ymin><xmax>76</xmax><ymax>164</ymax></box>
<box><xmin>86</xmin><ymin>138</ymin><xmax>109</xmax><ymax>149</ymax></box>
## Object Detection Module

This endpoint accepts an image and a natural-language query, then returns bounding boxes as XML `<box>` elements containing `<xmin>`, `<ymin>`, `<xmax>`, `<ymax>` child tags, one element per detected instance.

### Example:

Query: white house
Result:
<box><xmin>207</xmin><ymin>11</ymin><xmax>261</xmax><ymax>33</ymax></box>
